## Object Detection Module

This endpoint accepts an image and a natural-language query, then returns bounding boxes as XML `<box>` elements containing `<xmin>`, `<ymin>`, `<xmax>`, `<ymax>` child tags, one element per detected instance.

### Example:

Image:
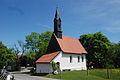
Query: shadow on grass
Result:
<box><xmin>30</xmin><ymin>73</ymin><xmax>49</xmax><ymax>76</ymax></box>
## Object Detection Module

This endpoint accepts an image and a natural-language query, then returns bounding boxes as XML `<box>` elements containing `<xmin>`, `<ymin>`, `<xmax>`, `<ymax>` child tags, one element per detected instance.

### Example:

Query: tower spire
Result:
<box><xmin>54</xmin><ymin>8</ymin><xmax>62</xmax><ymax>39</ymax></box>
<box><xmin>55</xmin><ymin>8</ymin><xmax>60</xmax><ymax>19</ymax></box>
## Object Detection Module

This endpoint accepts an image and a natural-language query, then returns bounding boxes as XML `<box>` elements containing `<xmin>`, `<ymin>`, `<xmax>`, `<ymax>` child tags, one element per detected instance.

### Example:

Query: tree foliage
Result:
<box><xmin>0</xmin><ymin>41</ymin><xmax>15</xmax><ymax>68</ymax></box>
<box><xmin>80</xmin><ymin>32</ymin><xmax>112</xmax><ymax>68</ymax></box>
<box><xmin>12</xmin><ymin>40</ymin><xmax>27</xmax><ymax>69</ymax></box>
<box><xmin>111</xmin><ymin>42</ymin><xmax>120</xmax><ymax>68</ymax></box>
<box><xmin>25</xmin><ymin>31</ymin><xmax>52</xmax><ymax>59</ymax></box>
<box><xmin>51</xmin><ymin>61</ymin><xmax>57</xmax><ymax>72</ymax></box>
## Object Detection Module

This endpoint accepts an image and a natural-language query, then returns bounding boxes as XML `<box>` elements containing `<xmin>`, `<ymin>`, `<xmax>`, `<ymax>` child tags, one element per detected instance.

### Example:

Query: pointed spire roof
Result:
<box><xmin>55</xmin><ymin>8</ymin><xmax>60</xmax><ymax>20</ymax></box>
<box><xmin>54</xmin><ymin>8</ymin><xmax>62</xmax><ymax>38</ymax></box>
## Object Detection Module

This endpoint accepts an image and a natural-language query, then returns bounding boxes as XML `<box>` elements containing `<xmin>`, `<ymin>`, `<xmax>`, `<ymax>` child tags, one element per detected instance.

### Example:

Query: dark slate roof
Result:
<box><xmin>55</xmin><ymin>8</ymin><xmax>60</xmax><ymax>20</ymax></box>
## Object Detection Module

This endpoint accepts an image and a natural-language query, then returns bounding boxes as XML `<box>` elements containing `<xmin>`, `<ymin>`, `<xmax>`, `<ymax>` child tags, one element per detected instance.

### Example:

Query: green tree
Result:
<box><xmin>0</xmin><ymin>41</ymin><xmax>15</xmax><ymax>68</ymax></box>
<box><xmin>25</xmin><ymin>31</ymin><xmax>52</xmax><ymax>60</ymax></box>
<box><xmin>112</xmin><ymin>42</ymin><xmax>120</xmax><ymax>68</ymax></box>
<box><xmin>12</xmin><ymin>44</ymin><xmax>21</xmax><ymax>70</ymax></box>
<box><xmin>12</xmin><ymin>40</ymin><xmax>27</xmax><ymax>69</ymax></box>
<box><xmin>80</xmin><ymin>32</ymin><xmax>112</xmax><ymax>68</ymax></box>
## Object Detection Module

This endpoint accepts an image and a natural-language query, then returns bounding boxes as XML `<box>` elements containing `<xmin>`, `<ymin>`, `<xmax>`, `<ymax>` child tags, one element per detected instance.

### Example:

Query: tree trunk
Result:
<box><xmin>106</xmin><ymin>68</ymin><xmax>110</xmax><ymax>79</ymax></box>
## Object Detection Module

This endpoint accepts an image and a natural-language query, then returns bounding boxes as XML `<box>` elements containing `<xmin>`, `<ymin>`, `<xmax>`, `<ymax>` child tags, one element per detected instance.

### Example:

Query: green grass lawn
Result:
<box><xmin>43</xmin><ymin>69</ymin><xmax>120</xmax><ymax>80</ymax></box>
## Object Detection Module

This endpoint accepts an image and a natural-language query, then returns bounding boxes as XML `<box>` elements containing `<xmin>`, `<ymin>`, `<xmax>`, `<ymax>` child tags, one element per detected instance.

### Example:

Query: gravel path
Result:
<box><xmin>13</xmin><ymin>73</ymin><xmax>58</xmax><ymax>80</ymax></box>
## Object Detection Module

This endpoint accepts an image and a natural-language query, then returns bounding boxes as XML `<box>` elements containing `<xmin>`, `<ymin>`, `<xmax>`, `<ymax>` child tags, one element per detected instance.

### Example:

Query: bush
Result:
<box><xmin>50</xmin><ymin>61</ymin><xmax>57</xmax><ymax>72</ymax></box>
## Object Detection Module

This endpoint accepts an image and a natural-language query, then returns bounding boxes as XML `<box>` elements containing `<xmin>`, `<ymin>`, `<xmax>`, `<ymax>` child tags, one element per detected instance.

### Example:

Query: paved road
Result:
<box><xmin>13</xmin><ymin>73</ymin><xmax>58</xmax><ymax>80</ymax></box>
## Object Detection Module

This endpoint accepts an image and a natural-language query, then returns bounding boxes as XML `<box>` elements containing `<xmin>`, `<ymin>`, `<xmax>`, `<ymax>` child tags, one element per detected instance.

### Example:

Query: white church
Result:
<box><xmin>36</xmin><ymin>9</ymin><xmax>87</xmax><ymax>73</ymax></box>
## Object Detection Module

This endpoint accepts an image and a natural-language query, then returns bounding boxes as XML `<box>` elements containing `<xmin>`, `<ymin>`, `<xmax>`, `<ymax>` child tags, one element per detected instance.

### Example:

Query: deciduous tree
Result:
<box><xmin>0</xmin><ymin>41</ymin><xmax>15</xmax><ymax>68</ymax></box>
<box><xmin>112</xmin><ymin>42</ymin><xmax>120</xmax><ymax>68</ymax></box>
<box><xmin>25</xmin><ymin>31</ymin><xmax>52</xmax><ymax>59</ymax></box>
<box><xmin>80</xmin><ymin>32</ymin><xmax>112</xmax><ymax>68</ymax></box>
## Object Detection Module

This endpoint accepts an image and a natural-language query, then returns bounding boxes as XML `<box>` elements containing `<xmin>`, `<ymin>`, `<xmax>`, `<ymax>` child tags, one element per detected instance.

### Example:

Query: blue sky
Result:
<box><xmin>0</xmin><ymin>0</ymin><xmax>120</xmax><ymax>48</ymax></box>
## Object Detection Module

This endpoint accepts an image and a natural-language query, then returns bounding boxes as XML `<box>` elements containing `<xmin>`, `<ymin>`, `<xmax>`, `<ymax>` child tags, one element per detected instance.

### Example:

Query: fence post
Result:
<box><xmin>87</xmin><ymin>68</ymin><xmax>89</xmax><ymax>76</ymax></box>
<box><xmin>60</xmin><ymin>70</ymin><xmax>62</xmax><ymax>80</ymax></box>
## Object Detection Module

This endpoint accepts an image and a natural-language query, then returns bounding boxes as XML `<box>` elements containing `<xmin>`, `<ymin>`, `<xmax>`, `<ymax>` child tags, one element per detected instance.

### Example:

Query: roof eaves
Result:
<box><xmin>49</xmin><ymin>51</ymin><xmax>61</xmax><ymax>63</ymax></box>
<box><xmin>36</xmin><ymin>51</ymin><xmax>61</xmax><ymax>63</ymax></box>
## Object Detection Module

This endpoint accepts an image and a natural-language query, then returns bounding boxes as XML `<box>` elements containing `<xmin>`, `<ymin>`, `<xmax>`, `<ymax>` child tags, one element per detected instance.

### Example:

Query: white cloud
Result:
<box><xmin>67</xmin><ymin>0</ymin><xmax>120</xmax><ymax>18</ymax></box>
<box><xmin>64</xmin><ymin>0</ymin><xmax>120</xmax><ymax>33</ymax></box>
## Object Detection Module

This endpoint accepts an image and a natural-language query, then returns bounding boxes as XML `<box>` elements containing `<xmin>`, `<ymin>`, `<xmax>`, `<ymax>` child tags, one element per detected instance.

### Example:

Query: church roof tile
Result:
<box><xmin>56</xmin><ymin>35</ymin><xmax>87</xmax><ymax>54</ymax></box>
<box><xmin>36</xmin><ymin>51</ymin><xmax>60</xmax><ymax>63</ymax></box>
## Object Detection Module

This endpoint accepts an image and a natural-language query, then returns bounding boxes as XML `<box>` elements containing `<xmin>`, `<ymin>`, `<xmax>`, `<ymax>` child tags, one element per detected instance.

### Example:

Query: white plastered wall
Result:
<box><xmin>36</xmin><ymin>63</ymin><xmax>52</xmax><ymax>73</ymax></box>
<box><xmin>53</xmin><ymin>52</ymin><xmax>87</xmax><ymax>71</ymax></box>
<box><xmin>36</xmin><ymin>52</ymin><xmax>87</xmax><ymax>73</ymax></box>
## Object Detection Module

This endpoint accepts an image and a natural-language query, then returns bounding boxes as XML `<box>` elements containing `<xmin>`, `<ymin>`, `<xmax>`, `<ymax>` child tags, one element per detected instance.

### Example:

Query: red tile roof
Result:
<box><xmin>36</xmin><ymin>51</ymin><xmax>60</xmax><ymax>63</ymax></box>
<box><xmin>16</xmin><ymin>55</ymin><xmax>26</xmax><ymax>58</ymax></box>
<box><xmin>36</xmin><ymin>35</ymin><xmax>87</xmax><ymax>63</ymax></box>
<box><xmin>56</xmin><ymin>35</ymin><xmax>87</xmax><ymax>54</ymax></box>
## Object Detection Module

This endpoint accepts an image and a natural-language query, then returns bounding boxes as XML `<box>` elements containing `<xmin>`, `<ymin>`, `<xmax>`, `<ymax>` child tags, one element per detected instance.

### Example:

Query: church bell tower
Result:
<box><xmin>54</xmin><ymin>8</ymin><xmax>62</xmax><ymax>39</ymax></box>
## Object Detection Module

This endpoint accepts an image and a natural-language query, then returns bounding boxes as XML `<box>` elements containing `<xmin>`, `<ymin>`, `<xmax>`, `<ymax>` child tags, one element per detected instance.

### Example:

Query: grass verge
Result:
<box><xmin>36</xmin><ymin>69</ymin><xmax>120</xmax><ymax>80</ymax></box>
